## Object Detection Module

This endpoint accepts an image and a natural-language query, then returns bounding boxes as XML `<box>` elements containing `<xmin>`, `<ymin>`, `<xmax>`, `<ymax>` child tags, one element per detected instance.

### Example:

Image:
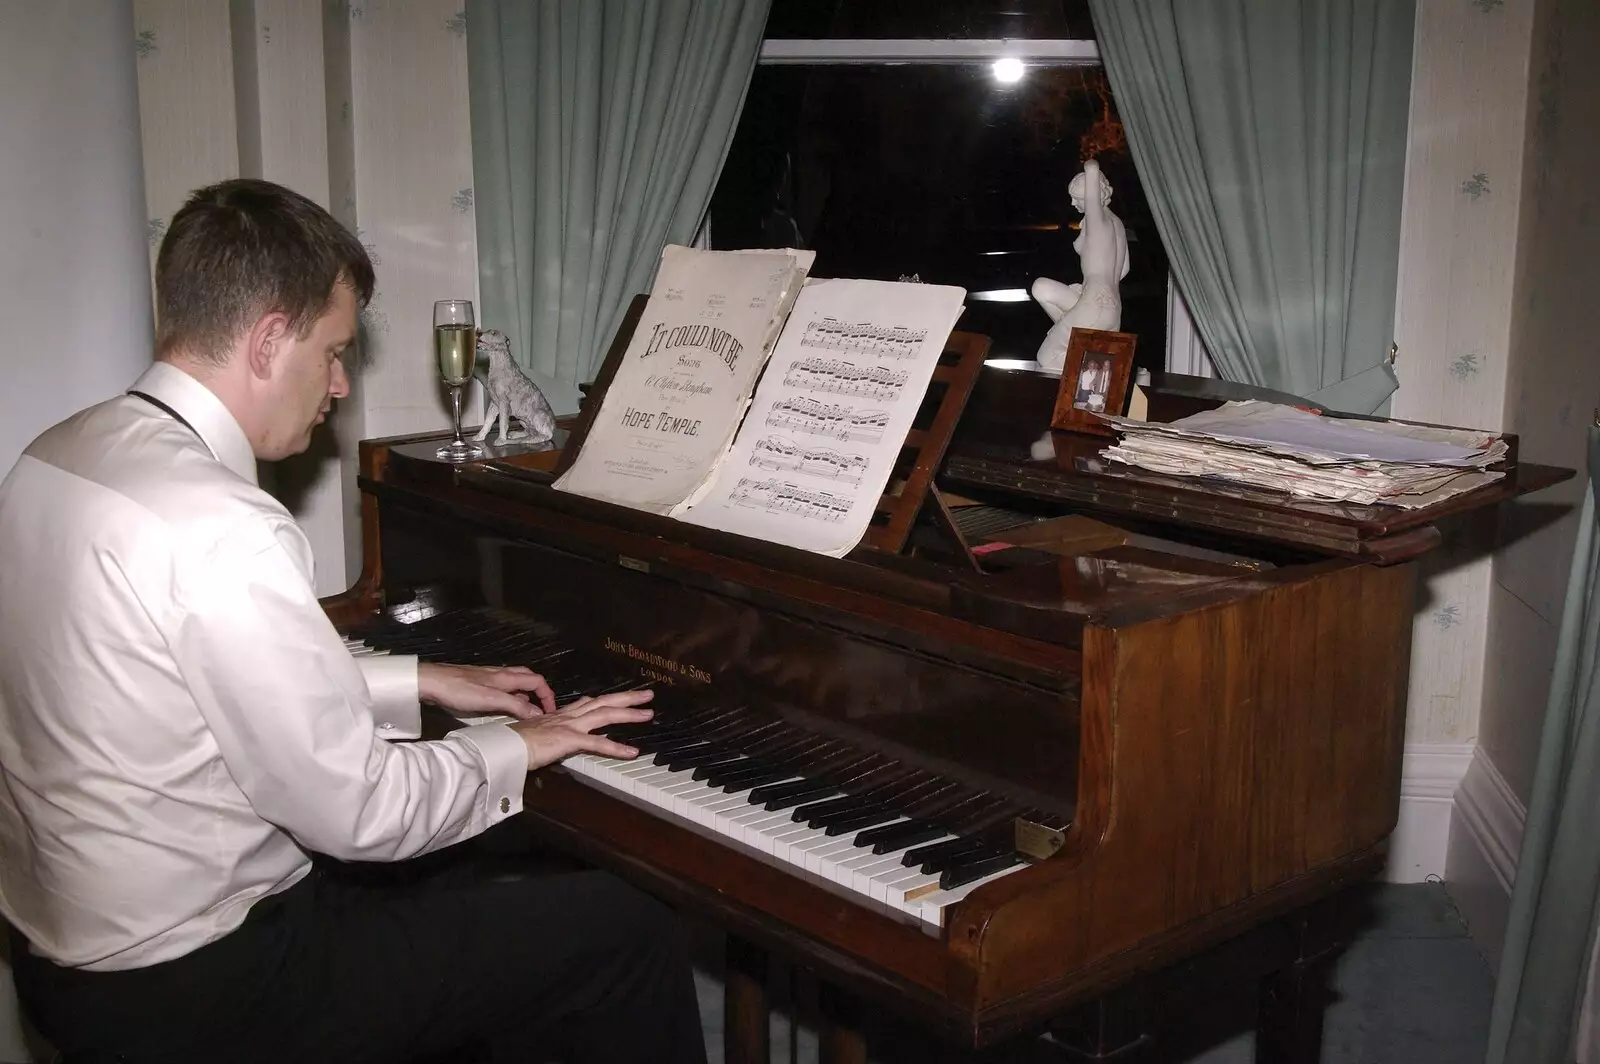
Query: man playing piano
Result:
<box><xmin>0</xmin><ymin>178</ymin><xmax>705</xmax><ymax>1064</ymax></box>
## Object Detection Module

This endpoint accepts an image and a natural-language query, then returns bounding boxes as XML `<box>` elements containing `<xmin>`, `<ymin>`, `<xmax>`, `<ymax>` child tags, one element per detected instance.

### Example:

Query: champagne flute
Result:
<box><xmin>434</xmin><ymin>299</ymin><xmax>484</xmax><ymax>462</ymax></box>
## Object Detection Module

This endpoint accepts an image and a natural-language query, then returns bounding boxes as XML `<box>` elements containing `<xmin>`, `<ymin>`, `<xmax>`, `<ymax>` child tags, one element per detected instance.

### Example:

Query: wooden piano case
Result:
<box><xmin>323</xmin><ymin>342</ymin><xmax>1570</xmax><ymax>1063</ymax></box>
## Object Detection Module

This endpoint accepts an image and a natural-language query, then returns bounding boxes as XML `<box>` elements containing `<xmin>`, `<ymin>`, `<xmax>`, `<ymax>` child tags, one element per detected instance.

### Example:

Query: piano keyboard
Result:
<box><xmin>347</xmin><ymin>608</ymin><xmax>1053</xmax><ymax>934</ymax></box>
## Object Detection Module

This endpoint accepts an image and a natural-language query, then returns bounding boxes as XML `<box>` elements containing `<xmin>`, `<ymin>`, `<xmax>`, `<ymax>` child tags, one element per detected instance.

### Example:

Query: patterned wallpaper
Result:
<box><xmin>132</xmin><ymin>0</ymin><xmax>480</xmax><ymax>593</ymax></box>
<box><xmin>1390</xmin><ymin>0</ymin><xmax>1538</xmax><ymax>748</ymax></box>
<box><xmin>1480</xmin><ymin>0</ymin><xmax>1600</xmax><ymax>801</ymax></box>
<box><xmin>132</xmin><ymin>1</ymin><xmax>238</xmax><ymax>273</ymax></box>
<box><xmin>347</xmin><ymin>0</ymin><xmax>480</xmax><ymax>442</ymax></box>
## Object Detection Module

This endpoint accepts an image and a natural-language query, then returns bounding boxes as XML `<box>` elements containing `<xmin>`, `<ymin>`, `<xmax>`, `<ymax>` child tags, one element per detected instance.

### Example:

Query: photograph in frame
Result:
<box><xmin>1050</xmin><ymin>328</ymin><xmax>1137</xmax><ymax>436</ymax></box>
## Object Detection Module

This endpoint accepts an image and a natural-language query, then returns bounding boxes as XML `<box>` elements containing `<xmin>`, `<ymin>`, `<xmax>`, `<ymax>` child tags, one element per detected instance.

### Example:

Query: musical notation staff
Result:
<box><xmin>801</xmin><ymin>317</ymin><xmax>926</xmax><ymax>360</ymax></box>
<box><xmin>730</xmin><ymin>477</ymin><xmax>852</xmax><ymax>523</ymax></box>
<box><xmin>749</xmin><ymin>436</ymin><xmax>868</xmax><ymax>486</ymax></box>
<box><xmin>765</xmin><ymin>397</ymin><xmax>889</xmax><ymax>444</ymax></box>
<box><xmin>783</xmin><ymin>358</ymin><xmax>908</xmax><ymax>402</ymax></box>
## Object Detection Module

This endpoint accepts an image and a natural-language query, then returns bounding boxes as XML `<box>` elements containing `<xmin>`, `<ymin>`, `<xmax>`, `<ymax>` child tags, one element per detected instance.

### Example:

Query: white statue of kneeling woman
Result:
<box><xmin>1031</xmin><ymin>158</ymin><xmax>1130</xmax><ymax>374</ymax></box>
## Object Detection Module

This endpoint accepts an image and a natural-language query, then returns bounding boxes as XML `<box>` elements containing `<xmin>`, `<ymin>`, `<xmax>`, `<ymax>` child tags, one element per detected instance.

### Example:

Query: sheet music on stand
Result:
<box><xmin>552</xmin><ymin>245</ymin><xmax>814</xmax><ymax>514</ymax></box>
<box><xmin>678</xmin><ymin>278</ymin><xmax>967</xmax><ymax>556</ymax></box>
<box><xmin>1099</xmin><ymin>400</ymin><xmax>1508</xmax><ymax>508</ymax></box>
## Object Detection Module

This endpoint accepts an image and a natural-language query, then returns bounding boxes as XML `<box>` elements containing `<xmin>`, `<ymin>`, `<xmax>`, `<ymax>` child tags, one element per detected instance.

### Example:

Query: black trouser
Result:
<box><xmin>10</xmin><ymin>862</ymin><xmax>707</xmax><ymax>1064</ymax></box>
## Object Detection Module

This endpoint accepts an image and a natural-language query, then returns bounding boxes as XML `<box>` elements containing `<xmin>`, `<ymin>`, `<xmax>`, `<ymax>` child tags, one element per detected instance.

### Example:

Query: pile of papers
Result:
<box><xmin>1099</xmin><ymin>400</ymin><xmax>1507</xmax><ymax>509</ymax></box>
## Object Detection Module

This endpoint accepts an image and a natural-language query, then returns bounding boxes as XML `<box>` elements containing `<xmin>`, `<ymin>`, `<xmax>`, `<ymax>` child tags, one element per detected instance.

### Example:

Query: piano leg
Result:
<box><xmin>1255</xmin><ymin>952</ymin><xmax>1334</xmax><ymax>1064</ymax></box>
<box><xmin>725</xmin><ymin>936</ymin><xmax>772</xmax><ymax>1064</ymax></box>
<box><xmin>819</xmin><ymin>981</ymin><xmax>868</xmax><ymax>1064</ymax></box>
<box><xmin>1254</xmin><ymin>892</ymin><xmax>1347</xmax><ymax>1064</ymax></box>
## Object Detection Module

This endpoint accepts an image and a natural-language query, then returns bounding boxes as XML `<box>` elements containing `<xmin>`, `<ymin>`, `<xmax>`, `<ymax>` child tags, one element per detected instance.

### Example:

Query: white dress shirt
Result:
<box><xmin>0</xmin><ymin>362</ymin><xmax>528</xmax><ymax>971</ymax></box>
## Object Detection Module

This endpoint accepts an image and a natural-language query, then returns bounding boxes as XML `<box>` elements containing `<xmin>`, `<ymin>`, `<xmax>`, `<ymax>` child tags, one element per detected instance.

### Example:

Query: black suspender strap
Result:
<box><xmin>128</xmin><ymin>390</ymin><xmax>199</xmax><ymax>438</ymax></box>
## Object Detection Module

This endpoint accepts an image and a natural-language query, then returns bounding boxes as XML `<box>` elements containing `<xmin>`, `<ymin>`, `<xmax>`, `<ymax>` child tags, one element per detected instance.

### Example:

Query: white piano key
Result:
<box><xmin>557</xmin><ymin>744</ymin><xmax>1033</xmax><ymax>930</ymax></box>
<box><xmin>911</xmin><ymin>864</ymin><xmax>1029</xmax><ymax>933</ymax></box>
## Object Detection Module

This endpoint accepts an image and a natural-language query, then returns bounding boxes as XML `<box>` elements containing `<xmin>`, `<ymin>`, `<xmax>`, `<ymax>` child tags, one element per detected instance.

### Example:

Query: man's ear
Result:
<box><xmin>243</xmin><ymin>312</ymin><xmax>293</xmax><ymax>380</ymax></box>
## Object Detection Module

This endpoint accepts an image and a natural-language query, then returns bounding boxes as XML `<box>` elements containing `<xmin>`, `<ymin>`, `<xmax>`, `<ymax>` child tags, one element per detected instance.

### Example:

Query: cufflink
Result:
<box><xmin>380</xmin><ymin>722</ymin><xmax>394</xmax><ymax>730</ymax></box>
<box><xmin>499</xmin><ymin>797</ymin><xmax>511</xmax><ymax>814</ymax></box>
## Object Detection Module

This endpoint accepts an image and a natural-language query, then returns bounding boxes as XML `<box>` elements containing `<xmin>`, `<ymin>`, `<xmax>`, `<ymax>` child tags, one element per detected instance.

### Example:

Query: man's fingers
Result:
<box><xmin>488</xmin><ymin>692</ymin><xmax>541</xmax><ymax>720</ymax></box>
<box><xmin>561</xmin><ymin>688</ymin><xmax>654</xmax><ymax>715</ymax></box>
<box><xmin>569</xmin><ymin>733</ymin><xmax>641</xmax><ymax>761</ymax></box>
<box><xmin>482</xmin><ymin>666</ymin><xmax>556</xmax><ymax>712</ymax></box>
<box><xmin>571</xmin><ymin>705</ymin><xmax>655</xmax><ymax>733</ymax></box>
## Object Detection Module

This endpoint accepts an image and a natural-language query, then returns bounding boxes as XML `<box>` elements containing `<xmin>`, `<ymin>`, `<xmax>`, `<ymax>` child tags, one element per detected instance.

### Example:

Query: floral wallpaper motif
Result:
<box><xmin>147</xmin><ymin>217</ymin><xmax>166</xmax><ymax>247</ymax></box>
<box><xmin>446</xmin><ymin>10</ymin><xmax>466</xmax><ymax>37</ymax></box>
<box><xmin>1449</xmin><ymin>352</ymin><xmax>1481</xmax><ymax>380</ymax></box>
<box><xmin>360</xmin><ymin>305</ymin><xmax>390</xmax><ymax>338</ymax></box>
<box><xmin>355</xmin><ymin>228</ymin><xmax>382</xmax><ymax>267</ymax></box>
<box><xmin>451</xmin><ymin>187</ymin><xmax>474</xmax><ymax>213</ymax></box>
<box><xmin>1460</xmin><ymin>172</ymin><xmax>1491</xmax><ymax>199</ymax></box>
<box><xmin>1471</xmin><ymin>0</ymin><xmax>1504</xmax><ymax>11</ymax></box>
<box><xmin>135</xmin><ymin>29</ymin><xmax>158</xmax><ymax>58</ymax></box>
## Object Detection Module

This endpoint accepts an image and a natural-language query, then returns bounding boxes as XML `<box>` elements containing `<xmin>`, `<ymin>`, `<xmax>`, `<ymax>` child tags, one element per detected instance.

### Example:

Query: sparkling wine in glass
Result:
<box><xmin>434</xmin><ymin>299</ymin><xmax>483</xmax><ymax>462</ymax></box>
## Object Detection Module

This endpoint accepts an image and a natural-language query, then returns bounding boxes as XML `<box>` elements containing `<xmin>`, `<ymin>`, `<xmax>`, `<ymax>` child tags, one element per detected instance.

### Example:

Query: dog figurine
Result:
<box><xmin>474</xmin><ymin>329</ymin><xmax>557</xmax><ymax>446</ymax></box>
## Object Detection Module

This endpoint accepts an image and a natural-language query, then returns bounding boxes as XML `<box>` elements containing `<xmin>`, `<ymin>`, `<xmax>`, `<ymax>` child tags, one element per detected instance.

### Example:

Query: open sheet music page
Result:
<box><xmin>552</xmin><ymin>245</ymin><xmax>813</xmax><ymax>514</ymax></box>
<box><xmin>676</xmin><ymin>278</ymin><xmax>966</xmax><ymax>557</ymax></box>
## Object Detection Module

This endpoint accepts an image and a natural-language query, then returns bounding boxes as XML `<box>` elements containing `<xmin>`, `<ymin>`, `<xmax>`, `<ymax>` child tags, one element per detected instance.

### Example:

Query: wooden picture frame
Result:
<box><xmin>1050</xmin><ymin>327</ymin><xmax>1138</xmax><ymax>436</ymax></box>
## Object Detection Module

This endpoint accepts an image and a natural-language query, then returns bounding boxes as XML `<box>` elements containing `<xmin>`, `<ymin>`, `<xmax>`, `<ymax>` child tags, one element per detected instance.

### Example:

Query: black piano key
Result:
<box><xmin>699</xmin><ymin>753</ymin><xmax>780</xmax><ymax>782</ymax></box>
<box><xmin>689</xmin><ymin>754</ymin><xmax>756</xmax><ymax>781</ymax></box>
<box><xmin>938</xmin><ymin>850</ymin><xmax>1025</xmax><ymax>891</ymax></box>
<box><xmin>658</xmin><ymin>745</ymin><xmax>737</xmax><ymax>772</ymax></box>
<box><xmin>857</xmin><ymin>820</ymin><xmax>948</xmax><ymax>855</ymax></box>
<box><xmin>710</xmin><ymin>759</ymin><xmax>808</xmax><ymax>791</ymax></box>
<box><xmin>752</xmin><ymin>778</ymin><xmax>837</xmax><ymax>810</ymax></box>
<box><xmin>807</xmin><ymin>799</ymin><xmax>892</xmax><ymax>830</ymax></box>
<box><xmin>792</xmin><ymin>794</ymin><xmax>868</xmax><ymax>824</ymax></box>
<box><xmin>628</xmin><ymin>731</ymin><xmax>704</xmax><ymax>754</ymax></box>
<box><xmin>638</xmin><ymin>735</ymin><xmax>712</xmax><ymax>757</ymax></box>
<box><xmin>904</xmin><ymin>835</ymin><xmax>989</xmax><ymax>871</ymax></box>
<box><xmin>822</xmin><ymin>806</ymin><xmax>902</xmax><ymax>836</ymax></box>
<box><xmin>944</xmin><ymin>798</ymin><xmax>1017</xmax><ymax>835</ymax></box>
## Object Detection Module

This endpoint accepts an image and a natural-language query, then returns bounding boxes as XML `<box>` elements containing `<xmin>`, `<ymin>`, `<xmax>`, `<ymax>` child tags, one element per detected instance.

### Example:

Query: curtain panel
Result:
<box><xmin>467</xmin><ymin>0</ymin><xmax>771</xmax><ymax>412</ymax></box>
<box><xmin>1487</xmin><ymin>425</ymin><xmax>1600</xmax><ymax>1064</ymax></box>
<box><xmin>1085</xmin><ymin>0</ymin><xmax>1414</xmax><ymax>414</ymax></box>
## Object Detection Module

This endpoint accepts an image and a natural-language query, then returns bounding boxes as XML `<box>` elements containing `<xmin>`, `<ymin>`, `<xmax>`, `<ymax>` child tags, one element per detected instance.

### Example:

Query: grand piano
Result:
<box><xmin>323</xmin><ymin>324</ymin><xmax>1569</xmax><ymax>1063</ymax></box>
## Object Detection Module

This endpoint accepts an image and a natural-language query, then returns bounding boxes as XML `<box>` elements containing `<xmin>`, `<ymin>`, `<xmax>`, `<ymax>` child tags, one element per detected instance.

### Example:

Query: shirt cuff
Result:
<box><xmin>357</xmin><ymin>655</ymin><xmax>420</xmax><ymax>740</ymax></box>
<box><xmin>451</xmin><ymin>723</ymin><xmax>527</xmax><ymax>826</ymax></box>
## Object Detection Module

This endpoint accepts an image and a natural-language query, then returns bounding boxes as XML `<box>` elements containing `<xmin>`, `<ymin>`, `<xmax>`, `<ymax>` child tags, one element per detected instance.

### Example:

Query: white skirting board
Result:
<box><xmin>1444</xmin><ymin>746</ymin><xmax>1528</xmax><ymax>969</ymax></box>
<box><xmin>1386</xmin><ymin>742</ymin><xmax>1476</xmax><ymax>883</ymax></box>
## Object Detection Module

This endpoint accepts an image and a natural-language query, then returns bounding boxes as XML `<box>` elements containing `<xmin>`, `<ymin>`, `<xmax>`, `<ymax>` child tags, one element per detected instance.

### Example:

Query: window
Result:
<box><xmin>706</xmin><ymin>0</ymin><xmax>1171</xmax><ymax>375</ymax></box>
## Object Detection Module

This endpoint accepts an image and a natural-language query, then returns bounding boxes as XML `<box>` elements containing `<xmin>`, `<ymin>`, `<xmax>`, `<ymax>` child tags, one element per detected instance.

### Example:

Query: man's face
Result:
<box><xmin>259</xmin><ymin>283</ymin><xmax>356</xmax><ymax>460</ymax></box>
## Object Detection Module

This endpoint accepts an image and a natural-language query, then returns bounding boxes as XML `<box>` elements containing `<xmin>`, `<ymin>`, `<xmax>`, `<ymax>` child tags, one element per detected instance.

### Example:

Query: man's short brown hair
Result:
<box><xmin>154</xmin><ymin>179</ymin><xmax>375</xmax><ymax>362</ymax></box>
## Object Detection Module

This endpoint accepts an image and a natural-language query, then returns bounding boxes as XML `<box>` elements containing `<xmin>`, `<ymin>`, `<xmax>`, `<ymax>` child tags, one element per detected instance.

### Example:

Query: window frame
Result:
<box><xmin>758</xmin><ymin>39</ymin><xmax>1101</xmax><ymax>65</ymax></box>
<box><xmin>746</xmin><ymin>36</ymin><xmax>1208</xmax><ymax>373</ymax></box>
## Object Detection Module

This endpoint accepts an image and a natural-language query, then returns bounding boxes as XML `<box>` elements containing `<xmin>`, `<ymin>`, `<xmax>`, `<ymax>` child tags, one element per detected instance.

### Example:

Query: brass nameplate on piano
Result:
<box><xmin>602</xmin><ymin>637</ymin><xmax>712</xmax><ymax>685</ymax></box>
<box><xmin>1014</xmin><ymin>818</ymin><xmax>1066</xmax><ymax>860</ymax></box>
<box><xmin>617</xmin><ymin>556</ymin><xmax>651</xmax><ymax>573</ymax></box>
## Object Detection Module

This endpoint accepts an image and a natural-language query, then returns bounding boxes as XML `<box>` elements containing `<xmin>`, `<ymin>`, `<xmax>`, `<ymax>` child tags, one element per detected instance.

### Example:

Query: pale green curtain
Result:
<box><xmin>467</xmin><ymin>0</ymin><xmax>771</xmax><ymax>412</ymax></box>
<box><xmin>1486</xmin><ymin>426</ymin><xmax>1600</xmax><ymax>1064</ymax></box>
<box><xmin>1085</xmin><ymin>0</ymin><xmax>1414</xmax><ymax>414</ymax></box>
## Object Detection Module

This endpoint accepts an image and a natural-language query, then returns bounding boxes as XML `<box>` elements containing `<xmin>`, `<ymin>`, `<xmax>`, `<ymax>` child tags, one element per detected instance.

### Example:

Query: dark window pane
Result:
<box><xmin>765</xmin><ymin>0</ymin><xmax>1095</xmax><ymax>40</ymax></box>
<box><xmin>708</xmin><ymin>65</ymin><xmax>1168</xmax><ymax>372</ymax></box>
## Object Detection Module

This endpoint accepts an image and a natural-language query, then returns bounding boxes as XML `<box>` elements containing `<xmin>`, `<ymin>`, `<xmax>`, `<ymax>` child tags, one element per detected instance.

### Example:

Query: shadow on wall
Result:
<box><xmin>1407</xmin><ymin>501</ymin><xmax>1573</xmax><ymax>620</ymax></box>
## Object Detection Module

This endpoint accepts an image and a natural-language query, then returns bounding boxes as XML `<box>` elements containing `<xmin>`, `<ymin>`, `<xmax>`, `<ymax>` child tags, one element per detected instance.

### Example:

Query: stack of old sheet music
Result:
<box><xmin>1099</xmin><ymin>400</ymin><xmax>1507</xmax><ymax>509</ymax></box>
